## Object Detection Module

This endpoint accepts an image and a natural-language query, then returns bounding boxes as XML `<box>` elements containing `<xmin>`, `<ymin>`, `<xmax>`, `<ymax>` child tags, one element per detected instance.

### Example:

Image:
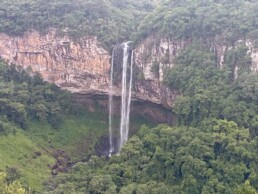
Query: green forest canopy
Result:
<box><xmin>45</xmin><ymin>123</ymin><xmax>258</xmax><ymax>194</ymax></box>
<box><xmin>0</xmin><ymin>61</ymin><xmax>72</xmax><ymax>133</ymax></box>
<box><xmin>0</xmin><ymin>0</ymin><xmax>258</xmax><ymax>193</ymax></box>
<box><xmin>137</xmin><ymin>0</ymin><xmax>258</xmax><ymax>43</ymax></box>
<box><xmin>0</xmin><ymin>0</ymin><xmax>257</xmax><ymax>48</ymax></box>
<box><xmin>45</xmin><ymin>35</ymin><xmax>258</xmax><ymax>194</ymax></box>
<box><xmin>0</xmin><ymin>0</ymin><xmax>157</xmax><ymax>49</ymax></box>
<box><xmin>44</xmin><ymin>1</ymin><xmax>258</xmax><ymax>192</ymax></box>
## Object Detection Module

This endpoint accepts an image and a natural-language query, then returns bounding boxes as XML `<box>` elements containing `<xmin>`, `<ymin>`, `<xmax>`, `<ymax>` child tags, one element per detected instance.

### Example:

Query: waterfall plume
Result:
<box><xmin>109</xmin><ymin>42</ymin><xmax>133</xmax><ymax>155</ymax></box>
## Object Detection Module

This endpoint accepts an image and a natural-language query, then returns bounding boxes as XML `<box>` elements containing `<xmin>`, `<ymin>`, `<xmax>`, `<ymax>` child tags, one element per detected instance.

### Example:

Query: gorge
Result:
<box><xmin>0</xmin><ymin>30</ymin><xmax>178</xmax><ymax>121</ymax></box>
<box><xmin>0</xmin><ymin>30</ymin><xmax>179</xmax><ymax>158</ymax></box>
<box><xmin>0</xmin><ymin>30</ymin><xmax>258</xmax><ymax>129</ymax></box>
<box><xmin>1</xmin><ymin>0</ymin><xmax>258</xmax><ymax>193</ymax></box>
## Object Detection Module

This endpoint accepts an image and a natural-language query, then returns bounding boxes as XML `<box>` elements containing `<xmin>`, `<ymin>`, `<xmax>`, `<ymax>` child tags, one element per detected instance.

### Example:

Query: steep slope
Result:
<box><xmin>41</xmin><ymin>1</ymin><xmax>258</xmax><ymax>193</ymax></box>
<box><xmin>0</xmin><ymin>0</ymin><xmax>258</xmax><ymax>193</ymax></box>
<box><xmin>0</xmin><ymin>129</ymin><xmax>54</xmax><ymax>192</ymax></box>
<box><xmin>0</xmin><ymin>60</ymin><xmax>154</xmax><ymax>192</ymax></box>
<box><xmin>0</xmin><ymin>61</ymin><xmax>110</xmax><ymax>192</ymax></box>
<box><xmin>0</xmin><ymin>0</ymin><xmax>178</xmax><ymax>111</ymax></box>
<box><xmin>0</xmin><ymin>30</ymin><xmax>177</xmax><ymax>109</ymax></box>
<box><xmin>135</xmin><ymin>0</ymin><xmax>258</xmax><ymax>81</ymax></box>
<box><xmin>0</xmin><ymin>0</ymin><xmax>257</xmax><ymax>112</ymax></box>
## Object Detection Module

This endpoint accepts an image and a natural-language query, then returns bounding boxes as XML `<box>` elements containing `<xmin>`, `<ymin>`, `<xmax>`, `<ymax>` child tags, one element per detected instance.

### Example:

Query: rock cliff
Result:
<box><xmin>0</xmin><ymin>31</ymin><xmax>257</xmax><ymax>109</ymax></box>
<box><xmin>0</xmin><ymin>30</ymin><xmax>177</xmax><ymax>108</ymax></box>
<box><xmin>135</xmin><ymin>35</ymin><xmax>258</xmax><ymax>82</ymax></box>
<box><xmin>134</xmin><ymin>36</ymin><xmax>187</xmax><ymax>82</ymax></box>
<box><xmin>0</xmin><ymin>30</ymin><xmax>110</xmax><ymax>94</ymax></box>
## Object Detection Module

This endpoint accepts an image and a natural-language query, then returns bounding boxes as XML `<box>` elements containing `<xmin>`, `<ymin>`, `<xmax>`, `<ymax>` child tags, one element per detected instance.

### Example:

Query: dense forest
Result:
<box><xmin>0</xmin><ymin>61</ymin><xmax>75</xmax><ymax>192</ymax></box>
<box><xmin>0</xmin><ymin>0</ymin><xmax>257</xmax><ymax>48</ymax></box>
<box><xmin>0</xmin><ymin>0</ymin><xmax>158</xmax><ymax>49</ymax></box>
<box><xmin>0</xmin><ymin>61</ymin><xmax>73</xmax><ymax>131</ymax></box>
<box><xmin>45</xmin><ymin>44</ymin><xmax>258</xmax><ymax>193</ymax></box>
<box><xmin>45</xmin><ymin>123</ymin><xmax>258</xmax><ymax>193</ymax></box>
<box><xmin>0</xmin><ymin>0</ymin><xmax>258</xmax><ymax>193</ymax></box>
<box><xmin>0</xmin><ymin>59</ymin><xmax>120</xmax><ymax>192</ymax></box>
<box><xmin>137</xmin><ymin>0</ymin><xmax>258</xmax><ymax>43</ymax></box>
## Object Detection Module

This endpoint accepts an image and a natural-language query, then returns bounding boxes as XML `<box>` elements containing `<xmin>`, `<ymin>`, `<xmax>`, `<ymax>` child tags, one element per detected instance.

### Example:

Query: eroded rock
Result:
<box><xmin>0</xmin><ymin>30</ymin><xmax>177</xmax><ymax>108</ymax></box>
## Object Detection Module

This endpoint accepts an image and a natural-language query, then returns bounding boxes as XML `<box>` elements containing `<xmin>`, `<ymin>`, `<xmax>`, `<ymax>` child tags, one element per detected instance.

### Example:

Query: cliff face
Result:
<box><xmin>134</xmin><ymin>36</ymin><xmax>187</xmax><ymax>82</ymax></box>
<box><xmin>247</xmin><ymin>40</ymin><xmax>258</xmax><ymax>72</ymax></box>
<box><xmin>0</xmin><ymin>30</ymin><xmax>110</xmax><ymax>94</ymax></box>
<box><xmin>0</xmin><ymin>31</ymin><xmax>177</xmax><ymax>108</ymax></box>
<box><xmin>135</xmin><ymin>35</ymin><xmax>258</xmax><ymax>82</ymax></box>
<box><xmin>0</xmin><ymin>31</ymin><xmax>257</xmax><ymax>109</ymax></box>
<box><xmin>135</xmin><ymin>36</ymin><xmax>226</xmax><ymax>82</ymax></box>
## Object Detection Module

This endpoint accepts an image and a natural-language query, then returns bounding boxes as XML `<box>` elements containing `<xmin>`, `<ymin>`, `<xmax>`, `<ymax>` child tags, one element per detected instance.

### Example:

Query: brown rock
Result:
<box><xmin>0</xmin><ymin>30</ymin><xmax>110</xmax><ymax>94</ymax></box>
<box><xmin>0</xmin><ymin>30</ymin><xmax>178</xmax><ymax>108</ymax></box>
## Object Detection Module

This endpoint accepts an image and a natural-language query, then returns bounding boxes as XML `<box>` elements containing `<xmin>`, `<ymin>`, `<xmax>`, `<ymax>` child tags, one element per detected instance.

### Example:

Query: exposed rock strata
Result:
<box><xmin>0</xmin><ymin>31</ymin><xmax>257</xmax><ymax>109</ymax></box>
<box><xmin>246</xmin><ymin>40</ymin><xmax>258</xmax><ymax>72</ymax></box>
<box><xmin>134</xmin><ymin>35</ymin><xmax>258</xmax><ymax>82</ymax></box>
<box><xmin>0</xmin><ymin>30</ymin><xmax>110</xmax><ymax>94</ymax></box>
<box><xmin>0</xmin><ymin>31</ymin><xmax>177</xmax><ymax>108</ymax></box>
<box><xmin>134</xmin><ymin>36</ymin><xmax>188</xmax><ymax>82</ymax></box>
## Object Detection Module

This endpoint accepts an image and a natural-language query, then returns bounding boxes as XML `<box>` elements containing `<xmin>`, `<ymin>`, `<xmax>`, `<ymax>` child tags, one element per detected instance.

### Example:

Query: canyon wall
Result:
<box><xmin>0</xmin><ymin>30</ymin><xmax>177</xmax><ymax>108</ymax></box>
<box><xmin>0</xmin><ymin>31</ymin><xmax>257</xmax><ymax>109</ymax></box>
<box><xmin>134</xmin><ymin>35</ymin><xmax>258</xmax><ymax>82</ymax></box>
<box><xmin>0</xmin><ymin>30</ymin><xmax>110</xmax><ymax>94</ymax></box>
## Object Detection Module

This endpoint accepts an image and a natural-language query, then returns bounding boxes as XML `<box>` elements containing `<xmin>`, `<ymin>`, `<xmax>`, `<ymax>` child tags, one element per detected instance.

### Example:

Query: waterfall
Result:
<box><xmin>119</xmin><ymin>42</ymin><xmax>130</xmax><ymax>151</ymax></box>
<box><xmin>108</xmin><ymin>47</ymin><xmax>115</xmax><ymax>155</ymax></box>
<box><xmin>109</xmin><ymin>42</ymin><xmax>133</xmax><ymax>155</ymax></box>
<box><xmin>125</xmin><ymin>50</ymin><xmax>133</xmax><ymax>142</ymax></box>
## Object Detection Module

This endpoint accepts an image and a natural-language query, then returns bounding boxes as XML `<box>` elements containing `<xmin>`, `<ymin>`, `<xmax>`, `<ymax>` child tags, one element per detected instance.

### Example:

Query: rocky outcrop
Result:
<box><xmin>246</xmin><ymin>40</ymin><xmax>258</xmax><ymax>72</ymax></box>
<box><xmin>134</xmin><ymin>36</ymin><xmax>188</xmax><ymax>82</ymax></box>
<box><xmin>0</xmin><ymin>30</ymin><xmax>110</xmax><ymax>94</ymax></box>
<box><xmin>1</xmin><ymin>31</ymin><xmax>256</xmax><ymax>109</ymax></box>
<box><xmin>0</xmin><ymin>30</ymin><xmax>177</xmax><ymax>108</ymax></box>
<box><xmin>134</xmin><ymin>35</ymin><xmax>258</xmax><ymax>81</ymax></box>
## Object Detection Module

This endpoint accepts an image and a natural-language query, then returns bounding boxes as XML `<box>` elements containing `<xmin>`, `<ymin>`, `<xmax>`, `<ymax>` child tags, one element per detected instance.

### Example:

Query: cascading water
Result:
<box><xmin>108</xmin><ymin>47</ymin><xmax>115</xmax><ymax>155</ymax></box>
<box><xmin>109</xmin><ymin>42</ymin><xmax>133</xmax><ymax>155</ymax></box>
<box><xmin>125</xmin><ymin>50</ymin><xmax>133</xmax><ymax>143</ymax></box>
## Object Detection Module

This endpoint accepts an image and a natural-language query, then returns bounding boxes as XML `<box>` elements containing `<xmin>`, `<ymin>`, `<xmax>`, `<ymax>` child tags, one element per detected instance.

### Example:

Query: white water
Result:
<box><xmin>108</xmin><ymin>47</ymin><xmax>115</xmax><ymax>155</ymax></box>
<box><xmin>119</xmin><ymin>42</ymin><xmax>130</xmax><ymax>151</ymax></box>
<box><xmin>109</xmin><ymin>42</ymin><xmax>133</xmax><ymax>154</ymax></box>
<box><xmin>125</xmin><ymin>50</ymin><xmax>133</xmax><ymax>142</ymax></box>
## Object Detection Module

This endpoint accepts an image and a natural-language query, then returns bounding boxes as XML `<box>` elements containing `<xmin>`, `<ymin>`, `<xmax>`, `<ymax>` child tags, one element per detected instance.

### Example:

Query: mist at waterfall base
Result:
<box><xmin>109</xmin><ymin>42</ymin><xmax>133</xmax><ymax>156</ymax></box>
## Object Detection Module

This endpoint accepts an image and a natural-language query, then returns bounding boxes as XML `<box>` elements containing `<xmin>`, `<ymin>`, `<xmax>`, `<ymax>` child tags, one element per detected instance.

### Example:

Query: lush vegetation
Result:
<box><xmin>44</xmin><ymin>122</ymin><xmax>258</xmax><ymax>194</ymax></box>
<box><xmin>0</xmin><ymin>61</ymin><xmax>73</xmax><ymax>131</ymax></box>
<box><xmin>0</xmin><ymin>0</ymin><xmax>258</xmax><ymax>193</ymax></box>
<box><xmin>0</xmin><ymin>0</ymin><xmax>257</xmax><ymax>48</ymax></box>
<box><xmin>44</xmin><ymin>38</ymin><xmax>258</xmax><ymax>193</ymax></box>
<box><xmin>0</xmin><ymin>61</ymin><xmax>111</xmax><ymax>192</ymax></box>
<box><xmin>137</xmin><ymin>0</ymin><xmax>258</xmax><ymax>44</ymax></box>
<box><xmin>164</xmin><ymin>42</ymin><xmax>256</xmax><ymax>129</ymax></box>
<box><xmin>38</xmin><ymin>1</ymin><xmax>258</xmax><ymax>193</ymax></box>
<box><xmin>0</xmin><ymin>0</ymin><xmax>158</xmax><ymax>49</ymax></box>
<box><xmin>0</xmin><ymin>60</ymin><xmax>150</xmax><ymax>193</ymax></box>
<box><xmin>0</xmin><ymin>172</ymin><xmax>27</xmax><ymax>194</ymax></box>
